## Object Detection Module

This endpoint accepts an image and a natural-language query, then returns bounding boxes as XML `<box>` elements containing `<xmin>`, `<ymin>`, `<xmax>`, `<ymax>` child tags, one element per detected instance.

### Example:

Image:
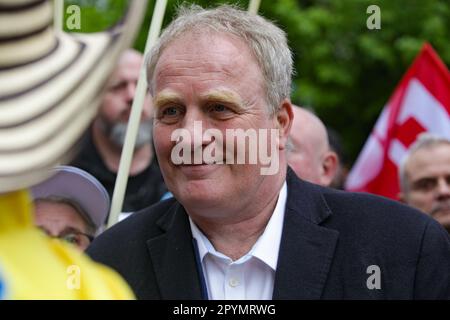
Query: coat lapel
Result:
<box><xmin>273</xmin><ymin>168</ymin><xmax>339</xmax><ymax>299</ymax></box>
<box><xmin>145</xmin><ymin>168</ymin><xmax>339</xmax><ymax>300</ymax></box>
<box><xmin>146</xmin><ymin>203</ymin><xmax>203</xmax><ymax>299</ymax></box>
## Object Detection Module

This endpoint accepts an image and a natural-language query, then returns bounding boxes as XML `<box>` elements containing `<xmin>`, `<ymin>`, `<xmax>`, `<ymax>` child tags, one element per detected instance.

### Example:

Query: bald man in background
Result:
<box><xmin>287</xmin><ymin>106</ymin><xmax>338</xmax><ymax>186</ymax></box>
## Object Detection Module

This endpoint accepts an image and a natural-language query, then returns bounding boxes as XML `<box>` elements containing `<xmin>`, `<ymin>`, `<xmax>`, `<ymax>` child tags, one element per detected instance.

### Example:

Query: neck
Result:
<box><xmin>92</xmin><ymin>120</ymin><xmax>153</xmax><ymax>175</ymax></box>
<box><xmin>191</xmin><ymin>176</ymin><xmax>285</xmax><ymax>261</ymax></box>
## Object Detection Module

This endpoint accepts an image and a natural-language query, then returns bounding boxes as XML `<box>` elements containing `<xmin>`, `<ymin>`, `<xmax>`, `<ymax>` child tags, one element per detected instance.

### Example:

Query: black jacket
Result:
<box><xmin>87</xmin><ymin>168</ymin><xmax>450</xmax><ymax>299</ymax></box>
<box><xmin>71</xmin><ymin>130</ymin><xmax>167</xmax><ymax>213</ymax></box>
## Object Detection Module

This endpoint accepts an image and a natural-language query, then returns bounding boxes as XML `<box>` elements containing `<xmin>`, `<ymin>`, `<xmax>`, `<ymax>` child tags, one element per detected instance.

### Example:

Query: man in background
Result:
<box><xmin>327</xmin><ymin>127</ymin><xmax>348</xmax><ymax>189</ymax></box>
<box><xmin>72</xmin><ymin>50</ymin><xmax>166</xmax><ymax>214</ymax></box>
<box><xmin>287</xmin><ymin>106</ymin><xmax>338</xmax><ymax>186</ymax></box>
<box><xmin>399</xmin><ymin>133</ymin><xmax>450</xmax><ymax>232</ymax></box>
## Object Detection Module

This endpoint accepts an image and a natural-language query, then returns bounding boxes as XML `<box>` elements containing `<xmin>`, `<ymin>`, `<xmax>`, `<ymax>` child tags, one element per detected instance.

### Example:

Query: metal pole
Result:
<box><xmin>54</xmin><ymin>0</ymin><xmax>64</xmax><ymax>31</ymax></box>
<box><xmin>107</xmin><ymin>0</ymin><xmax>168</xmax><ymax>228</ymax></box>
<box><xmin>248</xmin><ymin>0</ymin><xmax>261</xmax><ymax>14</ymax></box>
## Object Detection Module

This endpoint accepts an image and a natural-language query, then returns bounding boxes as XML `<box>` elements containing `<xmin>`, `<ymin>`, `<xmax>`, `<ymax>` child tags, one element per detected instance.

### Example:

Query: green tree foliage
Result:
<box><xmin>63</xmin><ymin>0</ymin><xmax>128</xmax><ymax>32</ymax></box>
<box><xmin>61</xmin><ymin>0</ymin><xmax>450</xmax><ymax>162</ymax></box>
<box><xmin>260</xmin><ymin>0</ymin><xmax>450</xmax><ymax>161</ymax></box>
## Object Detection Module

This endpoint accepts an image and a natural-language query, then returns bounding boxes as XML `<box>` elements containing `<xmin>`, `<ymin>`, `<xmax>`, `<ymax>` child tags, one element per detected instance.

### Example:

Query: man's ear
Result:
<box><xmin>398</xmin><ymin>192</ymin><xmax>406</xmax><ymax>203</ymax></box>
<box><xmin>275</xmin><ymin>99</ymin><xmax>293</xmax><ymax>150</ymax></box>
<box><xmin>320</xmin><ymin>151</ymin><xmax>338</xmax><ymax>186</ymax></box>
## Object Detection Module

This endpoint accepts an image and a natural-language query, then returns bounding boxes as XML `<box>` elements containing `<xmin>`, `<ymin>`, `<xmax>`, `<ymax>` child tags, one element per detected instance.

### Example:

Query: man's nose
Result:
<box><xmin>125</xmin><ymin>82</ymin><xmax>137</xmax><ymax>101</ymax></box>
<box><xmin>436</xmin><ymin>177</ymin><xmax>450</xmax><ymax>200</ymax></box>
<box><xmin>181</xmin><ymin>109</ymin><xmax>210</xmax><ymax>147</ymax></box>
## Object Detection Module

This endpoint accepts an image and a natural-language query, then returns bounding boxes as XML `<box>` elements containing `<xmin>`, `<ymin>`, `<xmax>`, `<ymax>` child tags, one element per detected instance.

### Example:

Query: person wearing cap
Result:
<box><xmin>31</xmin><ymin>166</ymin><xmax>110</xmax><ymax>251</ymax></box>
<box><xmin>0</xmin><ymin>0</ymin><xmax>146</xmax><ymax>299</ymax></box>
<box><xmin>72</xmin><ymin>50</ymin><xmax>167</xmax><ymax>215</ymax></box>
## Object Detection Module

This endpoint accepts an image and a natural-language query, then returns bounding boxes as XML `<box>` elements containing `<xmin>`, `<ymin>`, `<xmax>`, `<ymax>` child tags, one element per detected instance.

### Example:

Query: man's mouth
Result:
<box><xmin>431</xmin><ymin>201</ymin><xmax>450</xmax><ymax>217</ymax></box>
<box><xmin>177</xmin><ymin>161</ymin><xmax>222</xmax><ymax>166</ymax></box>
<box><xmin>176</xmin><ymin>162</ymin><xmax>222</xmax><ymax>178</ymax></box>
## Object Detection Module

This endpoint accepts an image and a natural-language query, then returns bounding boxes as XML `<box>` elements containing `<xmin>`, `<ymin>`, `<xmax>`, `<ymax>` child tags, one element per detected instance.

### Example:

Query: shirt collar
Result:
<box><xmin>190</xmin><ymin>215</ymin><xmax>220</xmax><ymax>262</ymax></box>
<box><xmin>189</xmin><ymin>181</ymin><xmax>287</xmax><ymax>271</ymax></box>
<box><xmin>251</xmin><ymin>181</ymin><xmax>287</xmax><ymax>270</ymax></box>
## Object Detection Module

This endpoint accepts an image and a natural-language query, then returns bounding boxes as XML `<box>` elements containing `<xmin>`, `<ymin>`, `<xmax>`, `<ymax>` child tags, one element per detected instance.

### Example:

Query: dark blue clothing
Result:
<box><xmin>88</xmin><ymin>168</ymin><xmax>450</xmax><ymax>299</ymax></box>
<box><xmin>72</xmin><ymin>130</ymin><xmax>166</xmax><ymax>213</ymax></box>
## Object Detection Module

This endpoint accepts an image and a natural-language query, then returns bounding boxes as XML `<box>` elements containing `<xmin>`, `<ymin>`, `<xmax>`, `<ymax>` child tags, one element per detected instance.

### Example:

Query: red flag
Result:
<box><xmin>345</xmin><ymin>43</ymin><xmax>450</xmax><ymax>199</ymax></box>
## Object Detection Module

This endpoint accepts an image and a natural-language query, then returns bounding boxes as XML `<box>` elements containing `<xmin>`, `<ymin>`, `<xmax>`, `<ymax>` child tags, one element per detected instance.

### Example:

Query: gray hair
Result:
<box><xmin>399</xmin><ymin>133</ymin><xmax>450</xmax><ymax>192</ymax></box>
<box><xmin>146</xmin><ymin>4</ymin><xmax>293</xmax><ymax>114</ymax></box>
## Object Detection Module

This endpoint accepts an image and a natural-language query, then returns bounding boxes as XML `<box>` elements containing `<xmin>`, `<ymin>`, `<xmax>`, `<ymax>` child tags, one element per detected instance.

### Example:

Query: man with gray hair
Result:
<box><xmin>88</xmin><ymin>5</ymin><xmax>449</xmax><ymax>299</ymax></box>
<box><xmin>399</xmin><ymin>133</ymin><xmax>450</xmax><ymax>232</ymax></box>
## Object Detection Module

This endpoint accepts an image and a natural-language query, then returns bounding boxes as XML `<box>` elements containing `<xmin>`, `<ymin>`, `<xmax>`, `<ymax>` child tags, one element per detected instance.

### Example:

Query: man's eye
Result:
<box><xmin>109</xmin><ymin>81</ymin><xmax>128</xmax><ymax>92</ymax></box>
<box><xmin>446</xmin><ymin>175</ymin><xmax>450</xmax><ymax>186</ymax></box>
<box><xmin>208</xmin><ymin>104</ymin><xmax>234</xmax><ymax>118</ymax></box>
<box><xmin>157</xmin><ymin>105</ymin><xmax>184</xmax><ymax>124</ymax></box>
<box><xmin>210</xmin><ymin>104</ymin><xmax>227</xmax><ymax>112</ymax></box>
<box><xmin>63</xmin><ymin>234</ymin><xmax>80</xmax><ymax>245</ymax></box>
<box><xmin>413</xmin><ymin>178</ymin><xmax>437</xmax><ymax>191</ymax></box>
<box><xmin>162</xmin><ymin>106</ymin><xmax>180</xmax><ymax>116</ymax></box>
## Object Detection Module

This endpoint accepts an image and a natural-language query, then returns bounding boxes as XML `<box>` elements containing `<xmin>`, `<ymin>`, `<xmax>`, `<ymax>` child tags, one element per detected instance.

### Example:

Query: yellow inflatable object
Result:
<box><xmin>0</xmin><ymin>190</ymin><xmax>134</xmax><ymax>300</ymax></box>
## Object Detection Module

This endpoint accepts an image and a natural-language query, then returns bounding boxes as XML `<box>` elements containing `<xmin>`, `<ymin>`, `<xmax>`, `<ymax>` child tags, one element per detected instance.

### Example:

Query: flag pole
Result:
<box><xmin>107</xmin><ymin>0</ymin><xmax>168</xmax><ymax>229</ymax></box>
<box><xmin>248</xmin><ymin>0</ymin><xmax>261</xmax><ymax>14</ymax></box>
<box><xmin>54</xmin><ymin>0</ymin><xmax>64</xmax><ymax>31</ymax></box>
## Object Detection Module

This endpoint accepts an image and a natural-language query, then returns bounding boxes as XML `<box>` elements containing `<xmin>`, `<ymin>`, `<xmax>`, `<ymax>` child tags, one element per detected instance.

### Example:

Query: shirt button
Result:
<box><xmin>229</xmin><ymin>277</ymin><xmax>240</xmax><ymax>287</ymax></box>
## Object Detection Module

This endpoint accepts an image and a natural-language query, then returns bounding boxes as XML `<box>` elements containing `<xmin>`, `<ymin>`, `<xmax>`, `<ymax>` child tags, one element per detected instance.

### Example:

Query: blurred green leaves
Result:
<box><xmin>261</xmin><ymin>0</ymin><xmax>450</xmax><ymax>161</ymax></box>
<box><xmin>63</xmin><ymin>0</ymin><xmax>128</xmax><ymax>32</ymax></box>
<box><xmin>60</xmin><ymin>0</ymin><xmax>450</xmax><ymax>162</ymax></box>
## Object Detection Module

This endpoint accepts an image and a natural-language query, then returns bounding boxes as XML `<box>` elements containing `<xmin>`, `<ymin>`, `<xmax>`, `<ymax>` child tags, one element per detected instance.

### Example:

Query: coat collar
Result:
<box><xmin>146</xmin><ymin>202</ymin><xmax>203</xmax><ymax>299</ymax></box>
<box><xmin>145</xmin><ymin>167</ymin><xmax>339</xmax><ymax>300</ymax></box>
<box><xmin>272</xmin><ymin>168</ymin><xmax>339</xmax><ymax>299</ymax></box>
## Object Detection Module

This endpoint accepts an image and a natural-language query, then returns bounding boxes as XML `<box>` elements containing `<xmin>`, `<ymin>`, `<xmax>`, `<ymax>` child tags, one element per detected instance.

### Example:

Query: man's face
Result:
<box><xmin>288</xmin><ymin>128</ymin><xmax>323</xmax><ymax>184</ymax></box>
<box><xmin>403</xmin><ymin>144</ymin><xmax>450</xmax><ymax>229</ymax></box>
<box><xmin>287</xmin><ymin>110</ymin><xmax>327</xmax><ymax>185</ymax></box>
<box><xmin>99</xmin><ymin>52</ymin><xmax>153</xmax><ymax>147</ymax></box>
<box><xmin>152</xmin><ymin>32</ymin><xmax>288</xmax><ymax>220</ymax></box>
<box><xmin>34</xmin><ymin>201</ymin><xmax>92</xmax><ymax>251</ymax></box>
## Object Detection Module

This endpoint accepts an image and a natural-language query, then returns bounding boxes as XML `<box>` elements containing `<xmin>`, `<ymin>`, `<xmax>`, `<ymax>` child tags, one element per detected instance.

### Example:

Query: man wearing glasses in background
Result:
<box><xmin>31</xmin><ymin>166</ymin><xmax>110</xmax><ymax>251</ymax></box>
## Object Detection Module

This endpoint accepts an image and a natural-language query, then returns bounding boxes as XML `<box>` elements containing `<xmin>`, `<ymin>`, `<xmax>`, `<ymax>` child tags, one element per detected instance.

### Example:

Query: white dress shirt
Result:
<box><xmin>189</xmin><ymin>182</ymin><xmax>287</xmax><ymax>300</ymax></box>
